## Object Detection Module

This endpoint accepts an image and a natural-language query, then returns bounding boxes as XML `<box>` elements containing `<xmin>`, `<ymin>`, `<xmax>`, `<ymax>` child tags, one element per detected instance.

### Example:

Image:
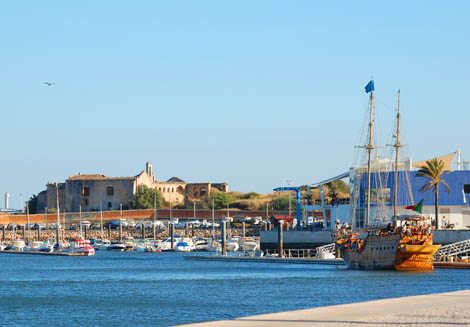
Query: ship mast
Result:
<box><xmin>365</xmin><ymin>88</ymin><xmax>374</xmax><ymax>226</ymax></box>
<box><xmin>393</xmin><ymin>90</ymin><xmax>401</xmax><ymax>224</ymax></box>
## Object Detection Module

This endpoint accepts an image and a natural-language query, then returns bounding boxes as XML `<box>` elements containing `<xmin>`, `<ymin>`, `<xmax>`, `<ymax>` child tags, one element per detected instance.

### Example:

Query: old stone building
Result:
<box><xmin>36</xmin><ymin>162</ymin><xmax>228</xmax><ymax>213</ymax></box>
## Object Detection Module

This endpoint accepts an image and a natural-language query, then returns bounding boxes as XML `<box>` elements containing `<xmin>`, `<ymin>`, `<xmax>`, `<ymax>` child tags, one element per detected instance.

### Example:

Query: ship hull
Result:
<box><xmin>340</xmin><ymin>234</ymin><xmax>401</xmax><ymax>270</ymax></box>
<box><xmin>394</xmin><ymin>244</ymin><xmax>441</xmax><ymax>271</ymax></box>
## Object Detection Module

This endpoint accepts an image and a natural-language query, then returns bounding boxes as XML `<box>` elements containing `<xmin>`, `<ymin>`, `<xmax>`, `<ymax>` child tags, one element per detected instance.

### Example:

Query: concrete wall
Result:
<box><xmin>37</xmin><ymin>191</ymin><xmax>47</xmax><ymax>213</ymax></box>
<box><xmin>45</xmin><ymin>183</ymin><xmax>66</xmax><ymax>211</ymax></box>
<box><xmin>154</xmin><ymin>182</ymin><xmax>186</xmax><ymax>203</ymax></box>
<box><xmin>185</xmin><ymin>183</ymin><xmax>211</xmax><ymax>198</ymax></box>
<box><xmin>65</xmin><ymin>178</ymin><xmax>136</xmax><ymax>212</ymax></box>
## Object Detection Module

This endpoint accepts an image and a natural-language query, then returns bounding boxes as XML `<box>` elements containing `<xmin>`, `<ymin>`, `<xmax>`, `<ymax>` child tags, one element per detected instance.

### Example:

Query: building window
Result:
<box><xmin>84</xmin><ymin>199</ymin><xmax>89</xmax><ymax>206</ymax></box>
<box><xmin>107</xmin><ymin>187</ymin><xmax>114</xmax><ymax>196</ymax></box>
<box><xmin>464</xmin><ymin>184</ymin><xmax>470</xmax><ymax>194</ymax></box>
<box><xmin>82</xmin><ymin>187</ymin><xmax>90</xmax><ymax>196</ymax></box>
<box><xmin>172</xmin><ymin>188</ymin><xmax>174</xmax><ymax>192</ymax></box>
<box><xmin>108</xmin><ymin>202</ymin><xmax>112</xmax><ymax>209</ymax></box>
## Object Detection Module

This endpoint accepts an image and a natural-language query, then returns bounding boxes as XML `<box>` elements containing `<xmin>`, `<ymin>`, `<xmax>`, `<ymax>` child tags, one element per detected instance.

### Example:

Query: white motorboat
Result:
<box><xmin>175</xmin><ymin>241</ymin><xmax>191</xmax><ymax>252</ymax></box>
<box><xmin>107</xmin><ymin>242</ymin><xmax>126</xmax><ymax>251</ymax></box>
<box><xmin>124</xmin><ymin>237</ymin><xmax>136</xmax><ymax>251</ymax></box>
<box><xmin>239</xmin><ymin>237</ymin><xmax>259</xmax><ymax>251</ymax></box>
<box><xmin>94</xmin><ymin>239</ymin><xmax>111</xmax><ymax>251</ymax></box>
<box><xmin>11</xmin><ymin>239</ymin><xmax>26</xmax><ymax>251</ymax></box>
<box><xmin>206</xmin><ymin>240</ymin><xmax>221</xmax><ymax>252</ymax></box>
<box><xmin>156</xmin><ymin>237</ymin><xmax>181</xmax><ymax>251</ymax></box>
<box><xmin>226</xmin><ymin>241</ymin><xmax>239</xmax><ymax>252</ymax></box>
<box><xmin>135</xmin><ymin>240</ymin><xmax>156</xmax><ymax>252</ymax></box>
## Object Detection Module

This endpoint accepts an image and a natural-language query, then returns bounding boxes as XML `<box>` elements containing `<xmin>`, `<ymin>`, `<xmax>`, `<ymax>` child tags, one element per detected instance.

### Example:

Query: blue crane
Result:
<box><xmin>272</xmin><ymin>187</ymin><xmax>302</xmax><ymax>228</ymax></box>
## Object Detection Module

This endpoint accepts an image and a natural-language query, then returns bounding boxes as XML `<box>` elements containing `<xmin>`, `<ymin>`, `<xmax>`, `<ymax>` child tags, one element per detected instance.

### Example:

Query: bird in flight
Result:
<box><xmin>43</xmin><ymin>82</ymin><xmax>55</xmax><ymax>86</ymax></box>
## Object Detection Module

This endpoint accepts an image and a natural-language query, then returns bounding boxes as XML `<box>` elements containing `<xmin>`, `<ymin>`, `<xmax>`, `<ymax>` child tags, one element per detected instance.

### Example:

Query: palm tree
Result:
<box><xmin>416</xmin><ymin>159</ymin><xmax>450</xmax><ymax>229</ymax></box>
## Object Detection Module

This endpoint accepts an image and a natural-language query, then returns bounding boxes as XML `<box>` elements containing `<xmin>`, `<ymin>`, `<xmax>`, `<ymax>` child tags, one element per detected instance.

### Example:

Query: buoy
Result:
<box><xmin>157</xmin><ymin>249</ymin><xmax>162</xmax><ymax>253</ymax></box>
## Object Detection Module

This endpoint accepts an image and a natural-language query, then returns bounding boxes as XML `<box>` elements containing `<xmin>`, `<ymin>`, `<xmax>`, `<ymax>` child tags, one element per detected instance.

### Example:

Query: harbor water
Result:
<box><xmin>2</xmin><ymin>252</ymin><xmax>470</xmax><ymax>327</ymax></box>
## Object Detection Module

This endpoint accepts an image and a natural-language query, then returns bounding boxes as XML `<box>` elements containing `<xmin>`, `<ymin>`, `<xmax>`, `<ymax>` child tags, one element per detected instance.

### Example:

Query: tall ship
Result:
<box><xmin>336</xmin><ymin>81</ymin><xmax>440</xmax><ymax>270</ymax></box>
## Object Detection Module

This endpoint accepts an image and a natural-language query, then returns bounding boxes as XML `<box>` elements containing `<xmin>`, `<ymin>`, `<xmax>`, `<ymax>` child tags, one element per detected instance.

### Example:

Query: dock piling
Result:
<box><xmin>37</xmin><ymin>226</ymin><xmax>41</xmax><ymax>241</ymax></box>
<box><xmin>107</xmin><ymin>226</ymin><xmax>111</xmax><ymax>238</ymax></box>
<box><xmin>22</xmin><ymin>225</ymin><xmax>26</xmax><ymax>241</ymax></box>
<box><xmin>242</xmin><ymin>222</ymin><xmax>246</xmax><ymax>237</ymax></box>
<box><xmin>119</xmin><ymin>223</ymin><xmax>122</xmax><ymax>242</ymax></box>
<box><xmin>221</xmin><ymin>221</ymin><xmax>226</xmax><ymax>256</ymax></box>
<box><xmin>278</xmin><ymin>220</ymin><xmax>284</xmax><ymax>258</ymax></box>
<box><xmin>170</xmin><ymin>223</ymin><xmax>174</xmax><ymax>250</ymax></box>
<box><xmin>2</xmin><ymin>225</ymin><xmax>4</xmax><ymax>241</ymax></box>
<box><xmin>141</xmin><ymin>225</ymin><xmax>145</xmax><ymax>239</ymax></box>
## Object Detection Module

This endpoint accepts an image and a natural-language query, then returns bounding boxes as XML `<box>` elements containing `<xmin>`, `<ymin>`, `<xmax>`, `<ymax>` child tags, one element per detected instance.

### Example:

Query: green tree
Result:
<box><xmin>27</xmin><ymin>194</ymin><xmax>39</xmax><ymax>214</ymax></box>
<box><xmin>205</xmin><ymin>192</ymin><xmax>234</xmax><ymax>209</ymax></box>
<box><xmin>270</xmin><ymin>196</ymin><xmax>295</xmax><ymax>211</ymax></box>
<box><xmin>327</xmin><ymin>180</ymin><xmax>349</xmax><ymax>204</ymax></box>
<box><xmin>416</xmin><ymin>159</ymin><xmax>450</xmax><ymax>229</ymax></box>
<box><xmin>129</xmin><ymin>185</ymin><xmax>166</xmax><ymax>209</ymax></box>
<box><xmin>243</xmin><ymin>192</ymin><xmax>260</xmax><ymax>199</ymax></box>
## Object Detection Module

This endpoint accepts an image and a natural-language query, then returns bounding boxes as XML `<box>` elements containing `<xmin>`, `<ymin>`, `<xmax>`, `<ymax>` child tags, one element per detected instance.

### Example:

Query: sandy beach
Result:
<box><xmin>178</xmin><ymin>290</ymin><xmax>470</xmax><ymax>327</ymax></box>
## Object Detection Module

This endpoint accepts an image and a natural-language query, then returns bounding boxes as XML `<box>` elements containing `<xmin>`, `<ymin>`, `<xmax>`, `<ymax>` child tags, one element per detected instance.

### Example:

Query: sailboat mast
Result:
<box><xmin>366</xmin><ymin>90</ymin><xmax>374</xmax><ymax>226</ymax></box>
<box><xmin>393</xmin><ymin>90</ymin><xmax>401</xmax><ymax>222</ymax></box>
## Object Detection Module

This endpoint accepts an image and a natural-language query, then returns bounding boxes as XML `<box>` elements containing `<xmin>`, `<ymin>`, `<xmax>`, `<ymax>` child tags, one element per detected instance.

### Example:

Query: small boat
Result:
<box><xmin>107</xmin><ymin>242</ymin><xmax>126</xmax><ymax>251</ymax></box>
<box><xmin>10</xmin><ymin>239</ymin><xmax>26</xmax><ymax>251</ymax></box>
<box><xmin>94</xmin><ymin>239</ymin><xmax>111</xmax><ymax>251</ymax></box>
<box><xmin>124</xmin><ymin>237</ymin><xmax>136</xmax><ymax>251</ymax></box>
<box><xmin>156</xmin><ymin>237</ymin><xmax>181</xmax><ymax>251</ymax></box>
<box><xmin>24</xmin><ymin>241</ymin><xmax>44</xmax><ymax>251</ymax></box>
<box><xmin>239</xmin><ymin>237</ymin><xmax>258</xmax><ymax>251</ymax></box>
<box><xmin>175</xmin><ymin>241</ymin><xmax>191</xmax><ymax>252</ymax></box>
<box><xmin>67</xmin><ymin>238</ymin><xmax>95</xmax><ymax>256</ymax></box>
<box><xmin>205</xmin><ymin>240</ymin><xmax>221</xmax><ymax>252</ymax></box>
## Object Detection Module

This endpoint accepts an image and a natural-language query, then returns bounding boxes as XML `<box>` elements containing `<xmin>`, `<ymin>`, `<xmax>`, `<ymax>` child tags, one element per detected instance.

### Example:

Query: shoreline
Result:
<box><xmin>177</xmin><ymin>289</ymin><xmax>470</xmax><ymax>327</ymax></box>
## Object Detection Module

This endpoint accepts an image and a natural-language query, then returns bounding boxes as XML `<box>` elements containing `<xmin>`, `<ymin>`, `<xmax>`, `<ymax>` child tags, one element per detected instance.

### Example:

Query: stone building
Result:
<box><xmin>36</xmin><ymin>162</ymin><xmax>228</xmax><ymax>213</ymax></box>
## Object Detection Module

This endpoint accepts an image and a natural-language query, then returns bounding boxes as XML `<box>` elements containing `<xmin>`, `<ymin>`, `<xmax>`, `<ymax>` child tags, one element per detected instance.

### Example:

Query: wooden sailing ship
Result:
<box><xmin>337</xmin><ymin>83</ymin><xmax>440</xmax><ymax>270</ymax></box>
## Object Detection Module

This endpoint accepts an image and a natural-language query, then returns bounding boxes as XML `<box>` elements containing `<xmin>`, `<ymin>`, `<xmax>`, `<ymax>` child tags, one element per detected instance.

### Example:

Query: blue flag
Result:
<box><xmin>365</xmin><ymin>80</ymin><xmax>374</xmax><ymax>93</ymax></box>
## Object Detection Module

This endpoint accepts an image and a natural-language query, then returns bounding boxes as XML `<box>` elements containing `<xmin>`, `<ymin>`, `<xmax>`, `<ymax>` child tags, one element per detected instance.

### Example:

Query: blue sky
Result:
<box><xmin>1</xmin><ymin>1</ymin><xmax>469</xmax><ymax>208</ymax></box>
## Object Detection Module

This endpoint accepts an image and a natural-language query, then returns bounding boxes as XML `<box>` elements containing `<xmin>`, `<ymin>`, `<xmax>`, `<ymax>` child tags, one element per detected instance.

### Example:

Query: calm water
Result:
<box><xmin>1</xmin><ymin>252</ymin><xmax>470</xmax><ymax>327</ymax></box>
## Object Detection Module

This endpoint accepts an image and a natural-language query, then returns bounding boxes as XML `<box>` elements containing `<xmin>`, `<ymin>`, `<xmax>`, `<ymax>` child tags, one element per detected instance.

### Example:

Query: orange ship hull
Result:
<box><xmin>394</xmin><ymin>244</ymin><xmax>441</xmax><ymax>271</ymax></box>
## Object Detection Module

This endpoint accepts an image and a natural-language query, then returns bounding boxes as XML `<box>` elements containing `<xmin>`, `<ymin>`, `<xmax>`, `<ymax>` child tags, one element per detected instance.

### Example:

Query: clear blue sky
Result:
<box><xmin>1</xmin><ymin>1</ymin><xmax>469</xmax><ymax>208</ymax></box>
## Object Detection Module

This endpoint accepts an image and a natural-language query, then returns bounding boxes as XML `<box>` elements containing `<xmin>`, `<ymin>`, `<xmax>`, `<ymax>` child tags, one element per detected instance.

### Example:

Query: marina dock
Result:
<box><xmin>0</xmin><ymin>250</ymin><xmax>91</xmax><ymax>256</ymax></box>
<box><xmin>184</xmin><ymin>255</ymin><xmax>344</xmax><ymax>265</ymax></box>
<box><xmin>177</xmin><ymin>289</ymin><xmax>470</xmax><ymax>327</ymax></box>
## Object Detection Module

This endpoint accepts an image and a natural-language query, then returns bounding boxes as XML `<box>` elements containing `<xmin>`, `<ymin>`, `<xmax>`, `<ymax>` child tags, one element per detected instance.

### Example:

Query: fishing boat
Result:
<box><xmin>337</xmin><ymin>82</ymin><xmax>440</xmax><ymax>270</ymax></box>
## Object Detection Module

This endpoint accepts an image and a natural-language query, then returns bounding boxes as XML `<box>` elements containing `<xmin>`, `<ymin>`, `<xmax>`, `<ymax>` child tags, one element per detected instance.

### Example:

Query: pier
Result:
<box><xmin>177</xmin><ymin>290</ymin><xmax>470</xmax><ymax>327</ymax></box>
<box><xmin>0</xmin><ymin>250</ymin><xmax>91</xmax><ymax>256</ymax></box>
<box><xmin>184</xmin><ymin>255</ymin><xmax>344</xmax><ymax>265</ymax></box>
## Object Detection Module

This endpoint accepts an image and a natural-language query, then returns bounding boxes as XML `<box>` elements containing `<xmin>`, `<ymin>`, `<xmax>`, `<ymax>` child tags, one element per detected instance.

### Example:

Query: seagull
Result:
<box><xmin>43</xmin><ymin>82</ymin><xmax>55</xmax><ymax>86</ymax></box>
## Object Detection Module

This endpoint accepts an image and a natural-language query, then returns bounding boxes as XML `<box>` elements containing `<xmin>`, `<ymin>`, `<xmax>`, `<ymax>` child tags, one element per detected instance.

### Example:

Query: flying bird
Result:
<box><xmin>43</xmin><ymin>82</ymin><xmax>55</xmax><ymax>86</ymax></box>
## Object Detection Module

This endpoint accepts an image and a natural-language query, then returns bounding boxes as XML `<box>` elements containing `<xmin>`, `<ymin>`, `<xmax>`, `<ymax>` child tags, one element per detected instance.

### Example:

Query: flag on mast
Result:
<box><xmin>365</xmin><ymin>80</ymin><xmax>374</xmax><ymax>93</ymax></box>
<box><xmin>405</xmin><ymin>199</ymin><xmax>424</xmax><ymax>213</ymax></box>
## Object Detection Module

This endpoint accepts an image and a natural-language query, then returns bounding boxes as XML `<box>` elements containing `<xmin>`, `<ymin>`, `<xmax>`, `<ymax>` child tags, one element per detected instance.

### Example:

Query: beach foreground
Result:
<box><xmin>178</xmin><ymin>290</ymin><xmax>470</xmax><ymax>327</ymax></box>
